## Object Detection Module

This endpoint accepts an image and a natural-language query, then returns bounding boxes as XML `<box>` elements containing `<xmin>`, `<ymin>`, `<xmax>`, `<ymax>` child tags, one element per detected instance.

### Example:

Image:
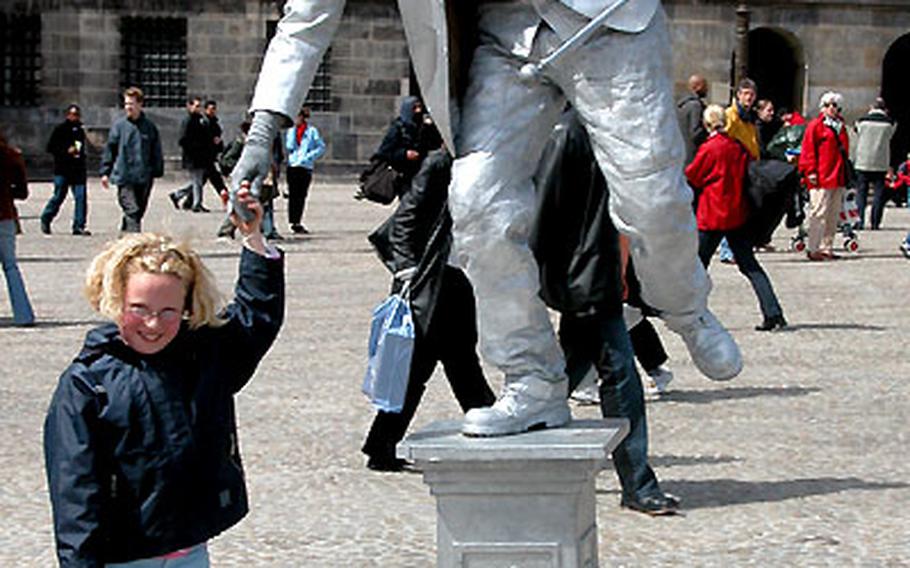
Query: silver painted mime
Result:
<box><xmin>237</xmin><ymin>0</ymin><xmax>743</xmax><ymax>436</ymax></box>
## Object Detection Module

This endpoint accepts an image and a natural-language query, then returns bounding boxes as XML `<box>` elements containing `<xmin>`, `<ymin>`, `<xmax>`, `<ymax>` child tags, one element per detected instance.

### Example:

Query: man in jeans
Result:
<box><xmin>41</xmin><ymin>104</ymin><xmax>90</xmax><ymax>236</ymax></box>
<box><xmin>100</xmin><ymin>87</ymin><xmax>164</xmax><ymax>233</ymax></box>
<box><xmin>853</xmin><ymin>98</ymin><xmax>897</xmax><ymax>230</ymax></box>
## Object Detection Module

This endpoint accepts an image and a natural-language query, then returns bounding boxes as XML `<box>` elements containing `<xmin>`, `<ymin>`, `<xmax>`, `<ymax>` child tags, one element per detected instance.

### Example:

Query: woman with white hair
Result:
<box><xmin>798</xmin><ymin>91</ymin><xmax>850</xmax><ymax>260</ymax></box>
<box><xmin>686</xmin><ymin>105</ymin><xmax>787</xmax><ymax>331</ymax></box>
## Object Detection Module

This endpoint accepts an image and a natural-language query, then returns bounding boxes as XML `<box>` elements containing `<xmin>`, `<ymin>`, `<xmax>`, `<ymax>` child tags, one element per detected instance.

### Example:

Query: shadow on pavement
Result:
<box><xmin>658</xmin><ymin>477</ymin><xmax>909</xmax><ymax>510</ymax></box>
<box><xmin>0</xmin><ymin>318</ymin><xmax>104</xmax><ymax>329</ymax></box>
<box><xmin>655</xmin><ymin>386</ymin><xmax>820</xmax><ymax>405</ymax></box>
<box><xmin>650</xmin><ymin>454</ymin><xmax>743</xmax><ymax>468</ymax></box>
<box><xmin>18</xmin><ymin>256</ymin><xmax>86</xmax><ymax>264</ymax></box>
<box><xmin>787</xmin><ymin>322</ymin><xmax>886</xmax><ymax>331</ymax></box>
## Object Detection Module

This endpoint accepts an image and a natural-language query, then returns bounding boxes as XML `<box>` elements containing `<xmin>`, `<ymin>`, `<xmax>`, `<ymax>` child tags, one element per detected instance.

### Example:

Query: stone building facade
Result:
<box><xmin>2</xmin><ymin>0</ymin><xmax>909</xmax><ymax>177</ymax></box>
<box><xmin>0</xmin><ymin>0</ymin><xmax>410</xmax><ymax>177</ymax></box>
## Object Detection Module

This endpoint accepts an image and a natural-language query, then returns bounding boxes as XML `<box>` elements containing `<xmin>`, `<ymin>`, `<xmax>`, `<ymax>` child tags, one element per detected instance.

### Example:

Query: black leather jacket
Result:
<box><xmin>44</xmin><ymin>248</ymin><xmax>284</xmax><ymax>567</ymax></box>
<box><xmin>531</xmin><ymin>110</ymin><xmax>624</xmax><ymax>318</ymax></box>
<box><xmin>369</xmin><ymin>149</ymin><xmax>454</xmax><ymax>333</ymax></box>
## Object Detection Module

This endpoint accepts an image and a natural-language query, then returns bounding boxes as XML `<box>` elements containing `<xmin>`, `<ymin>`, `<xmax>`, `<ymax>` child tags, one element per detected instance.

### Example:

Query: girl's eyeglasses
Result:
<box><xmin>125</xmin><ymin>306</ymin><xmax>183</xmax><ymax>323</ymax></box>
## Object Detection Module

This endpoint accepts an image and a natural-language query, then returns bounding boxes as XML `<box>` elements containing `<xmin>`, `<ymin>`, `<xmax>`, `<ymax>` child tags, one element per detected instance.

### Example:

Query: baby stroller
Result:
<box><xmin>838</xmin><ymin>186</ymin><xmax>860</xmax><ymax>252</ymax></box>
<box><xmin>790</xmin><ymin>186</ymin><xmax>860</xmax><ymax>253</ymax></box>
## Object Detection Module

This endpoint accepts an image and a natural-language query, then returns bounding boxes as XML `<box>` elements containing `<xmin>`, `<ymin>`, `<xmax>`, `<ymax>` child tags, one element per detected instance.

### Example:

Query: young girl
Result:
<box><xmin>44</xmin><ymin>191</ymin><xmax>283</xmax><ymax>567</ymax></box>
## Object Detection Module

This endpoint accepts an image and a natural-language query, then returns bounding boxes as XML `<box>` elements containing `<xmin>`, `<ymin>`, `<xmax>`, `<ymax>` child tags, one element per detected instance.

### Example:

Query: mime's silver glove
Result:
<box><xmin>230</xmin><ymin>110</ymin><xmax>283</xmax><ymax>220</ymax></box>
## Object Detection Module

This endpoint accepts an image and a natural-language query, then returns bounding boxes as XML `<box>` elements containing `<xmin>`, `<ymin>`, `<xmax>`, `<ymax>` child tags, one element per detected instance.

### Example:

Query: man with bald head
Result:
<box><xmin>677</xmin><ymin>74</ymin><xmax>709</xmax><ymax>165</ymax></box>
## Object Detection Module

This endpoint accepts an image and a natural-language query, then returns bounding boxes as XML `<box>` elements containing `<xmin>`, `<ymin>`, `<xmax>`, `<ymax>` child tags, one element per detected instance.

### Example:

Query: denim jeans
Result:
<box><xmin>718</xmin><ymin>237</ymin><xmax>734</xmax><ymax>261</ymax></box>
<box><xmin>262</xmin><ymin>200</ymin><xmax>277</xmax><ymax>237</ymax></box>
<box><xmin>105</xmin><ymin>543</ymin><xmax>209</xmax><ymax>568</ymax></box>
<box><xmin>699</xmin><ymin>228</ymin><xmax>783</xmax><ymax>321</ymax></box>
<box><xmin>41</xmin><ymin>175</ymin><xmax>87</xmax><ymax>231</ymax></box>
<box><xmin>173</xmin><ymin>168</ymin><xmax>207</xmax><ymax>209</ymax></box>
<box><xmin>0</xmin><ymin>219</ymin><xmax>35</xmax><ymax>324</ymax></box>
<box><xmin>559</xmin><ymin>312</ymin><xmax>661</xmax><ymax>502</ymax></box>
<box><xmin>854</xmin><ymin>170</ymin><xmax>886</xmax><ymax>229</ymax></box>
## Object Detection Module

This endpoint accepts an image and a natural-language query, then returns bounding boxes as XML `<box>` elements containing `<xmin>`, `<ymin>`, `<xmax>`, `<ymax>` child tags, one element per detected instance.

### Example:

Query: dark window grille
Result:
<box><xmin>0</xmin><ymin>13</ymin><xmax>42</xmax><ymax>107</ymax></box>
<box><xmin>120</xmin><ymin>17</ymin><xmax>187</xmax><ymax>107</ymax></box>
<box><xmin>267</xmin><ymin>20</ymin><xmax>332</xmax><ymax>111</ymax></box>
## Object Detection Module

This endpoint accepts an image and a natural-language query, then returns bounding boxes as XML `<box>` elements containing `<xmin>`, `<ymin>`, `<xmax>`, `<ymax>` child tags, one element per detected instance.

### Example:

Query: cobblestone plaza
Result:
<box><xmin>1</xmin><ymin>181</ymin><xmax>908</xmax><ymax>565</ymax></box>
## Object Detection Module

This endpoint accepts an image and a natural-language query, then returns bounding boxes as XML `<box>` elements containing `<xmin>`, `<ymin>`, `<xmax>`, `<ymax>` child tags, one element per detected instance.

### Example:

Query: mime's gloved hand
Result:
<box><xmin>230</xmin><ymin>110</ymin><xmax>283</xmax><ymax>220</ymax></box>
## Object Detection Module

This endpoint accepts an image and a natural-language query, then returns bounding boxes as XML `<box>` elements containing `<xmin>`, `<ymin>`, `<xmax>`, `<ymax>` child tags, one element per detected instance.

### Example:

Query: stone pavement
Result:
<box><xmin>1</xmin><ymin>179</ymin><xmax>908</xmax><ymax>566</ymax></box>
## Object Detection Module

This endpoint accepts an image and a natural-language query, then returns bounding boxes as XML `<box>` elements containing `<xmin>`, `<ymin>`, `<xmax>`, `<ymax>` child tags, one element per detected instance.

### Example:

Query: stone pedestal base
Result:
<box><xmin>398</xmin><ymin>419</ymin><xmax>628</xmax><ymax>568</ymax></box>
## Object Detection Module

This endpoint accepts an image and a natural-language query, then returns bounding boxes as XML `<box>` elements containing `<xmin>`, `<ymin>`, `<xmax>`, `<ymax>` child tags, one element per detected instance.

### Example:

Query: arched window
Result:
<box><xmin>883</xmin><ymin>34</ymin><xmax>910</xmax><ymax>168</ymax></box>
<box><xmin>747</xmin><ymin>28</ymin><xmax>805</xmax><ymax>115</ymax></box>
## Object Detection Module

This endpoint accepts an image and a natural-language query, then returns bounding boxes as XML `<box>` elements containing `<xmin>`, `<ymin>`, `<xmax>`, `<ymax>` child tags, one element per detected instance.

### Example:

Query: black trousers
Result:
<box><xmin>362</xmin><ymin>267</ymin><xmax>495</xmax><ymax>460</ymax></box>
<box><xmin>628</xmin><ymin>317</ymin><xmax>667</xmax><ymax>373</ymax></box>
<box><xmin>117</xmin><ymin>183</ymin><xmax>152</xmax><ymax>233</ymax></box>
<box><xmin>287</xmin><ymin>166</ymin><xmax>313</xmax><ymax>226</ymax></box>
<box><xmin>699</xmin><ymin>227</ymin><xmax>783</xmax><ymax>320</ymax></box>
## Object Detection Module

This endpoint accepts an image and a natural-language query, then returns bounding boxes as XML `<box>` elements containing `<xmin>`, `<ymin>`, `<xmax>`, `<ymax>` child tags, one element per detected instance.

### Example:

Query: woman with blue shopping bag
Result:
<box><xmin>361</xmin><ymin>142</ymin><xmax>495</xmax><ymax>472</ymax></box>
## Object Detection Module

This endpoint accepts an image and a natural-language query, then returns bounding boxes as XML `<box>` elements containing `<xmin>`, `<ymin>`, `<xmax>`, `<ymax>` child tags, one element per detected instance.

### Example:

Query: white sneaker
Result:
<box><xmin>679</xmin><ymin>310</ymin><xmax>742</xmax><ymax>381</ymax></box>
<box><xmin>462</xmin><ymin>377</ymin><xmax>572</xmax><ymax>437</ymax></box>
<box><xmin>570</xmin><ymin>381</ymin><xmax>600</xmax><ymax>405</ymax></box>
<box><xmin>644</xmin><ymin>365</ymin><xmax>674</xmax><ymax>398</ymax></box>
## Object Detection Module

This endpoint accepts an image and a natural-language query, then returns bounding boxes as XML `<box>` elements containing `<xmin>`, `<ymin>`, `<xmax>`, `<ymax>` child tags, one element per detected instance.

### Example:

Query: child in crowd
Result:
<box><xmin>44</xmin><ymin>190</ymin><xmax>284</xmax><ymax>567</ymax></box>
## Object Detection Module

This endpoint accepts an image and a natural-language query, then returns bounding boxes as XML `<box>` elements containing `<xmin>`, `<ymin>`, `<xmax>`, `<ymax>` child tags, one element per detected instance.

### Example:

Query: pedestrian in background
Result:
<box><xmin>362</xmin><ymin>140</ymin><xmax>494</xmax><ymax>472</ymax></box>
<box><xmin>373</xmin><ymin>96</ymin><xmax>426</xmax><ymax>193</ymax></box>
<box><xmin>677</xmin><ymin>74</ymin><xmax>709</xmax><ymax>166</ymax></box>
<box><xmin>100</xmin><ymin>87</ymin><xmax>163</xmax><ymax>233</ymax></box>
<box><xmin>799</xmin><ymin>91</ymin><xmax>849</xmax><ymax>261</ymax></box>
<box><xmin>853</xmin><ymin>97</ymin><xmax>897</xmax><ymax>230</ymax></box>
<box><xmin>284</xmin><ymin>106</ymin><xmax>325</xmax><ymax>234</ymax></box>
<box><xmin>0</xmin><ymin>132</ymin><xmax>35</xmax><ymax>326</ymax></box>
<box><xmin>532</xmin><ymin>109</ymin><xmax>679</xmax><ymax>514</ymax></box>
<box><xmin>44</xmin><ymin>190</ymin><xmax>283</xmax><ymax>567</ymax></box>
<box><xmin>170</xmin><ymin>96</ymin><xmax>211</xmax><ymax>213</ymax></box>
<box><xmin>41</xmin><ymin>104</ymin><xmax>90</xmax><ymax>236</ymax></box>
<box><xmin>725</xmin><ymin>78</ymin><xmax>761</xmax><ymax>160</ymax></box>
<box><xmin>756</xmin><ymin>99</ymin><xmax>782</xmax><ymax>157</ymax></box>
<box><xmin>203</xmin><ymin>100</ymin><xmax>229</xmax><ymax>209</ymax></box>
<box><xmin>686</xmin><ymin>104</ymin><xmax>786</xmax><ymax>331</ymax></box>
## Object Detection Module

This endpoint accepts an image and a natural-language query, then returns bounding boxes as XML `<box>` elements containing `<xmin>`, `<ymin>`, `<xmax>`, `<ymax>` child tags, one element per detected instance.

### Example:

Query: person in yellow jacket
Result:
<box><xmin>725</xmin><ymin>78</ymin><xmax>760</xmax><ymax>160</ymax></box>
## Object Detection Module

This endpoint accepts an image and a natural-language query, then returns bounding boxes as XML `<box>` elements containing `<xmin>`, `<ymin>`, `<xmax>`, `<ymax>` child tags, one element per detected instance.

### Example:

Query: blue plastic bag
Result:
<box><xmin>362</xmin><ymin>288</ymin><xmax>415</xmax><ymax>413</ymax></box>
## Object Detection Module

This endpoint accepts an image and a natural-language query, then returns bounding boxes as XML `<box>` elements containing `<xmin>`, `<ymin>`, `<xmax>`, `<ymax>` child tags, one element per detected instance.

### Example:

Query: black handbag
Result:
<box><xmin>358</xmin><ymin>158</ymin><xmax>402</xmax><ymax>205</ymax></box>
<box><xmin>827</xmin><ymin>124</ymin><xmax>858</xmax><ymax>189</ymax></box>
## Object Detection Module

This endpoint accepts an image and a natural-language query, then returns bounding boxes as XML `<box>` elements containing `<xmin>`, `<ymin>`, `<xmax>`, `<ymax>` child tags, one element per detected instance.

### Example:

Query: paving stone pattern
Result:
<box><xmin>1</xmin><ymin>180</ymin><xmax>908</xmax><ymax>566</ymax></box>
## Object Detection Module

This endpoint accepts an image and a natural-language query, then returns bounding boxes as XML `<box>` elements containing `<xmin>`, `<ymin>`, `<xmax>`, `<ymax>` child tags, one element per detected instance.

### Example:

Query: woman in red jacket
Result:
<box><xmin>686</xmin><ymin>105</ymin><xmax>786</xmax><ymax>331</ymax></box>
<box><xmin>798</xmin><ymin>91</ymin><xmax>849</xmax><ymax>260</ymax></box>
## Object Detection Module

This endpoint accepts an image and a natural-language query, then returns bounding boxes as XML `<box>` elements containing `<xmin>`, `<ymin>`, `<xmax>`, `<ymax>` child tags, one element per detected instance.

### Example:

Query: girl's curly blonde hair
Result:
<box><xmin>84</xmin><ymin>233</ymin><xmax>225</xmax><ymax>329</ymax></box>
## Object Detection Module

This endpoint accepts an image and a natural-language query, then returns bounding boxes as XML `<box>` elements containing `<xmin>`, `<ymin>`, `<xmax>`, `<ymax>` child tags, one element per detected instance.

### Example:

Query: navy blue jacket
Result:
<box><xmin>44</xmin><ymin>248</ymin><xmax>284</xmax><ymax>567</ymax></box>
<box><xmin>100</xmin><ymin>113</ymin><xmax>164</xmax><ymax>187</ymax></box>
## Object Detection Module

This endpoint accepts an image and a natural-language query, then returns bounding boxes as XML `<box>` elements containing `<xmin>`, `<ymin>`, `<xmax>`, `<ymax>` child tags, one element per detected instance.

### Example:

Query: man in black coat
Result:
<box><xmin>169</xmin><ymin>97</ymin><xmax>212</xmax><ymax>212</ymax></box>
<box><xmin>202</xmin><ymin>100</ymin><xmax>228</xmax><ymax>203</ymax></box>
<box><xmin>361</xmin><ymin>145</ymin><xmax>495</xmax><ymax>472</ymax></box>
<box><xmin>531</xmin><ymin>109</ymin><xmax>678</xmax><ymax>515</ymax></box>
<box><xmin>41</xmin><ymin>104</ymin><xmax>90</xmax><ymax>235</ymax></box>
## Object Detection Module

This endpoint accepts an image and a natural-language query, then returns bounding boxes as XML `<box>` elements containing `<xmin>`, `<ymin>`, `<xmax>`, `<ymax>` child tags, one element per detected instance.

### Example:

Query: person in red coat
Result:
<box><xmin>686</xmin><ymin>105</ymin><xmax>786</xmax><ymax>331</ymax></box>
<box><xmin>798</xmin><ymin>91</ymin><xmax>849</xmax><ymax>260</ymax></box>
